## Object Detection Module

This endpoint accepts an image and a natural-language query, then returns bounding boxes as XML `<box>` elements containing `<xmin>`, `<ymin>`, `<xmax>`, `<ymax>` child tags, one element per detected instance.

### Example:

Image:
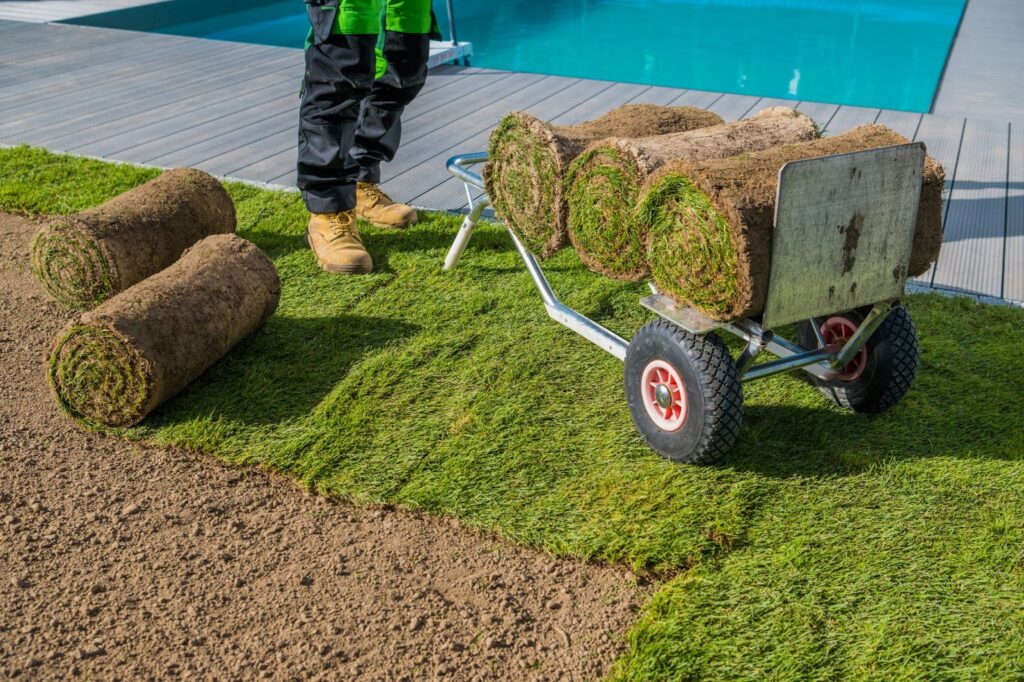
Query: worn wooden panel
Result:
<box><xmin>59</xmin><ymin>58</ymin><xmax>299</xmax><ymax>150</ymax></box>
<box><xmin>931</xmin><ymin>0</ymin><xmax>1024</xmax><ymax>121</ymax></box>
<box><xmin>0</xmin><ymin>35</ymin><xmax>224</xmax><ymax>110</ymax></box>
<box><xmin>932</xmin><ymin>119</ymin><xmax>1008</xmax><ymax>297</ymax></box>
<box><xmin>763</xmin><ymin>144</ymin><xmax>925</xmax><ymax>328</ymax></box>
<box><xmin>70</xmin><ymin>74</ymin><xmax>301</xmax><ymax>157</ymax></box>
<box><xmin>1006</xmin><ymin>123</ymin><xmax>1024</xmax><ymax>302</ymax></box>
<box><xmin>0</xmin><ymin>40</ymin><xmax>271</xmax><ymax>137</ymax></box>
<box><xmin>0</xmin><ymin>0</ymin><xmax>166</xmax><ymax>22</ymax></box>
<box><xmin>20</xmin><ymin>50</ymin><xmax>296</xmax><ymax>147</ymax></box>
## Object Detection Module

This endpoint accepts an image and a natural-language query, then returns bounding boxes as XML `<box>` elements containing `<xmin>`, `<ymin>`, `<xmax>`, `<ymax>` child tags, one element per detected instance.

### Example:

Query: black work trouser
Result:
<box><xmin>297</xmin><ymin>31</ymin><xmax>429</xmax><ymax>213</ymax></box>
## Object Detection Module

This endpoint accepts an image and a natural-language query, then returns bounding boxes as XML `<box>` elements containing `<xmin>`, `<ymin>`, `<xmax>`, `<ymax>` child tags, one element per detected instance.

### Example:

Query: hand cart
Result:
<box><xmin>442</xmin><ymin>143</ymin><xmax>926</xmax><ymax>464</ymax></box>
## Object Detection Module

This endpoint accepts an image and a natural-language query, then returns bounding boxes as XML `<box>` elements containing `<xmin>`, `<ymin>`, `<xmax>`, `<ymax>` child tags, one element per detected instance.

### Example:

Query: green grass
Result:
<box><xmin>4</xmin><ymin>145</ymin><xmax>1024</xmax><ymax>679</ymax></box>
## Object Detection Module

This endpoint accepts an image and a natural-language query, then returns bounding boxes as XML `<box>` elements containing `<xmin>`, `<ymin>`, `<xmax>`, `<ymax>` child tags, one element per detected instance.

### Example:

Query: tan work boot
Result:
<box><xmin>356</xmin><ymin>182</ymin><xmax>418</xmax><ymax>229</ymax></box>
<box><xmin>306</xmin><ymin>210</ymin><xmax>373</xmax><ymax>274</ymax></box>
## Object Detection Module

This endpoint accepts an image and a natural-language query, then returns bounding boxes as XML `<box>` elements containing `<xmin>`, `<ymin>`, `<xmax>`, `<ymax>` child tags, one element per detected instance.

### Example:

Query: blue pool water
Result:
<box><xmin>71</xmin><ymin>0</ymin><xmax>966</xmax><ymax>112</ymax></box>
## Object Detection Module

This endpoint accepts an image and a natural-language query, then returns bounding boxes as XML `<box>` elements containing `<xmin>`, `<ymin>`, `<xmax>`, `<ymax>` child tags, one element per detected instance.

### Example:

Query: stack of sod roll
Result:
<box><xmin>486</xmin><ymin>102</ymin><xmax>945</xmax><ymax>322</ymax></box>
<box><xmin>564</xmin><ymin>107</ymin><xmax>819</xmax><ymax>281</ymax></box>
<box><xmin>35</xmin><ymin>169</ymin><xmax>281</xmax><ymax>428</ymax></box>
<box><xmin>642</xmin><ymin>125</ymin><xmax>944</xmax><ymax>320</ymax></box>
<box><xmin>485</xmin><ymin>104</ymin><xmax>725</xmax><ymax>257</ymax></box>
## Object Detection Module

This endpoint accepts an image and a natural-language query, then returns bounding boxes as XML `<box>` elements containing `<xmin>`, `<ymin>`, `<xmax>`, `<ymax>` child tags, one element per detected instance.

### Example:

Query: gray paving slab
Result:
<box><xmin>874</xmin><ymin>109</ymin><xmax>923</xmax><ymax>140</ymax></box>
<box><xmin>823</xmin><ymin>106</ymin><xmax>880</xmax><ymax>134</ymax></box>
<box><xmin>932</xmin><ymin>0</ymin><xmax>1024</xmax><ymax>121</ymax></box>
<box><xmin>708</xmin><ymin>94</ymin><xmax>760</xmax><ymax>122</ymax></box>
<box><xmin>1006</xmin><ymin>123</ymin><xmax>1024</xmax><ymax>301</ymax></box>
<box><xmin>796</xmin><ymin>101</ymin><xmax>839</xmax><ymax>131</ymax></box>
<box><xmin>932</xmin><ymin>118</ymin><xmax>1008</xmax><ymax>297</ymax></box>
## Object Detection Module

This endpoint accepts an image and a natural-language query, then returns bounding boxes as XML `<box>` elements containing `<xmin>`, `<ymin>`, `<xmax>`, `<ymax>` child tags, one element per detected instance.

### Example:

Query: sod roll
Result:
<box><xmin>642</xmin><ymin>124</ymin><xmax>946</xmax><ymax>321</ymax></box>
<box><xmin>48</xmin><ymin>234</ymin><xmax>280</xmax><ymax>428</ymax></box>
<box><xmin>565</xmin><ymin>107</ymin><xmax>818</xmax><ymax>281</ymax></box>
<box><xmin>30</xmin><ymin>168</ymin><xmax>236</xmax><ymax>310</ymax></box>
<box><xmin>484</xmin><ymin>104</ymin><xmax>724</xmax><ymax>257</ymax></box>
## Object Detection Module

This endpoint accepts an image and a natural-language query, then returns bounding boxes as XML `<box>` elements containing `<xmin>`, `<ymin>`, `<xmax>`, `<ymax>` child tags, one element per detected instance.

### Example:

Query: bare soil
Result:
<box><xmin>0</xmin><ymin>212</ymin><xmax>646</xmax><ymax>680</ymax></box>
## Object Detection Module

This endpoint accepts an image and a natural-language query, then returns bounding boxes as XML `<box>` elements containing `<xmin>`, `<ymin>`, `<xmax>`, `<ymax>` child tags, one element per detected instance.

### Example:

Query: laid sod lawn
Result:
<box><xmin>4</xmin><ymin>146</ymin><xmax>1024</xmax><ymax>679</ymax></box>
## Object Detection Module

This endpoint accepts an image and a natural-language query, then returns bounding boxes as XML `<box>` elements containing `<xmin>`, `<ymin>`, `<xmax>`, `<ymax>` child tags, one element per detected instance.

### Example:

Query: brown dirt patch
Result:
<box><xmin>0</xmin><ymin>212</ymin><xmax>646</xmax><ymax>680</ymax></box>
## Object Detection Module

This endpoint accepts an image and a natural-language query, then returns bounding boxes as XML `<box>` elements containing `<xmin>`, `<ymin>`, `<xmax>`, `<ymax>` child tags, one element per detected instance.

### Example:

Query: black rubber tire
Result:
<box><xmin>796</xmin><ymin>304</ymin><xmax>920</xmax><ymax>414</ymax></box>
<box><xmin>624</xmin><ymin>320</ymin><xmax>743</xmax><ymax>464</ymax></box>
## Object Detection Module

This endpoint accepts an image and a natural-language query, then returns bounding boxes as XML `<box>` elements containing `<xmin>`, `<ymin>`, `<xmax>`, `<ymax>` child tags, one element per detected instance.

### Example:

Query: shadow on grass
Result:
<box><xmin>362</xmin><ymin>221</ymin><xmax>514</xmax><ymax>270</ymax></box>
<box><xmin>721</xmin><ymin>377</ymin><xmax>1024</xmax><ymax>479</ymax></box>
<box><xmin>147</xmin><ymin>313</ymin><xmax>419</xmax><ymax>427</ymax></box>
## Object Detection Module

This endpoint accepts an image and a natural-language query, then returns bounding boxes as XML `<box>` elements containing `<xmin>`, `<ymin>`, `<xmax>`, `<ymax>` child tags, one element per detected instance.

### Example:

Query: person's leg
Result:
<box><xmin>348</xmin><ymin>31</ymin><xmax>429</xmax><ymax>185</ymax></box>
<box><xmin>297</xmin><ymin>0</ymin><xmax>380</xmax><ymax>213</ymax></box>
<box><xmin>348</xmin><ymin>0</ymin><xmax>432</xmax><ymax>227</ymax></box>
<box><xmin>297</xmin><ymin>0</ymin><xmax>381</xmax><ymax>273</ymax></box>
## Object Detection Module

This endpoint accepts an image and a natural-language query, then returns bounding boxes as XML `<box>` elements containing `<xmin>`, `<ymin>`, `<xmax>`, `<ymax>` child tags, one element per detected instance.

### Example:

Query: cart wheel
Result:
<box><xmin>796</xmin><ymin>303</ymin><xmax>920</xmax><ymax>414</ymax></box>
<box><xmin>625</xmin><ymin>320</ymin><xmax>743</xmax><ymax>464</ymax></box>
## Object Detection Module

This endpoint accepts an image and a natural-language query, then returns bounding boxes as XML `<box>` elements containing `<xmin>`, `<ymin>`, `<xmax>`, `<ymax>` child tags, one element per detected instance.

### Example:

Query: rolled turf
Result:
<box><xmin>48</xmin><ymin>234</ymin><xmax>280</xmax><ymax>428</ymax></box>
<box><xmin>564</xmin><ymin>107</ymin><xmax>819</xmax><ymax>281</ymax></box>
<box><xmin>641</xmin><ymin>124</ymin><xmax>946</xmax><ymax>321</ymax></box>
<box><xmin>484</xmin><ymin>104</ymin><xmax>724</xmax><ymax>257</ymax></box>
<box><xmin>30</xmin><ymin>167</ymin><xmax>236</xmax><ymax>310</ymax></box>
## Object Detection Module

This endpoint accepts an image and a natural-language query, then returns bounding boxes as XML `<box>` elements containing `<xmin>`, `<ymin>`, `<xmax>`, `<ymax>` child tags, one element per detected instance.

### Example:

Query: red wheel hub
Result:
<box><xmin>640</xmin><ymin>359</ymin><xmax>687</xmax><ymax>431</ymax></box>
<box><xmin>821</xmin><ymin>316</ymin><xmax>868</xmax><ymax>382</ymax></box>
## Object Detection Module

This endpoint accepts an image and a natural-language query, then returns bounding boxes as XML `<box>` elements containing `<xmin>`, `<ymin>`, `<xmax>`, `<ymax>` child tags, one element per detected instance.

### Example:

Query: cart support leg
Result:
<box><xmin>443</xmin><ymin>195</ymin><xmax>489</xmax><ymax>271</ymax></box>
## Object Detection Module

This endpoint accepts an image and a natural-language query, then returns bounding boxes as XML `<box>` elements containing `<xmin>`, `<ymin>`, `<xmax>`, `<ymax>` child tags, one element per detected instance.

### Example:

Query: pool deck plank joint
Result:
<box><xmin>0</xmin><ymin>18</ymin><xmax>1020</xmax><ymax>305</ymax></box>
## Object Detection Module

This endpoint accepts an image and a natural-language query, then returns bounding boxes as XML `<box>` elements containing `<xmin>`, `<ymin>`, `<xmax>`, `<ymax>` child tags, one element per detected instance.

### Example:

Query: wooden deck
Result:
<box><xmin>0</xmin><ymin>19</ymin><xmax>1021</xmax><ymax>304</ymax></box>
<box><xmin>0</xmin><ymin>0</ymin><xmax>166</xmax><ymax>23</ymax></box>
<box><xmin>931</xmin><ymin>0</ymin><xmax>1024</xmax><ymax>122</ymax></box>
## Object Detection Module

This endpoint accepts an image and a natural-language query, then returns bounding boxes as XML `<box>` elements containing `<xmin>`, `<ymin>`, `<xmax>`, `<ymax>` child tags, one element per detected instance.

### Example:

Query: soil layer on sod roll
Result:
<box><xmin>48</xmin><ymin>233</ymin><xmax>279</xmax><ymax>428</ymax></box>
<box><xmin>30</xmin><ymin>168</ymin><xmax>235</xmax><ymax>310</ymax></box>
<box><xmin>642</xmin><ymin>124</ymin><xmax>946</xmax><ymax>321</ymax></box>
<box><xmin>484</xmin><ymin>104</ymin><xmax>724</xmax><ymax>258</ymax></box>
<box><xmin>565</xmin><ymin>107</ymin><xmax>818</xmax><ymax>281</ymax></box>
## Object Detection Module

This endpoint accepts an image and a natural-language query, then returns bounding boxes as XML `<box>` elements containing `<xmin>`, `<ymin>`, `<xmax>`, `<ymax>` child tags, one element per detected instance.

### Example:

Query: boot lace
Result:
<box><xmin>359</xmin><ymin>183</ymin><xmax>391</xmax><ymax>206</ymax></box>
<box><xmin>327</xmin><ymin>212</ymin><xmax>360</xmax><ymax>242</ymax></box>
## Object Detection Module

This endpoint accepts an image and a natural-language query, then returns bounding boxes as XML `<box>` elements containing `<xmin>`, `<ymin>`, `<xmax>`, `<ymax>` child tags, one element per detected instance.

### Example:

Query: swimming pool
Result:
<box><xmin>67</xmin><ymin>0</ymin><xmax>966</xmax><ymax>113</ymax></box>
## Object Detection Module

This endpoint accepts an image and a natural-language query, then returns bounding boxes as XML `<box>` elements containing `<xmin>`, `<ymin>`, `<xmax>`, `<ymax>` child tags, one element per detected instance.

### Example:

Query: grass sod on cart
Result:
<box><xmin>484</xmin><ymin>105</ymin><xmax>723</xmax><ymax>257</ymax></box>
<box><xmin>642</xmin><ymin>125</ymin><xmax>946</xmax><ymax>321</ymax></box>
<box><xmin>564</xmin><ymin>108</ymin><xmax>817</xmax><ymax>281</ymax></box>
<box><xmin>4</xmin><ymin>146</ymin><xmax>1024</xmax><ymax>679</ymax></box>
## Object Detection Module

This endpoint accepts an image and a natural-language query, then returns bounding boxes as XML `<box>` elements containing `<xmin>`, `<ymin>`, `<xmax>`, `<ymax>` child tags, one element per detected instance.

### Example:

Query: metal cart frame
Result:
<box><xmin>441</xmin><ymin>143</ymin><xmax>926</xmax><ymax>460</ymax></box>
